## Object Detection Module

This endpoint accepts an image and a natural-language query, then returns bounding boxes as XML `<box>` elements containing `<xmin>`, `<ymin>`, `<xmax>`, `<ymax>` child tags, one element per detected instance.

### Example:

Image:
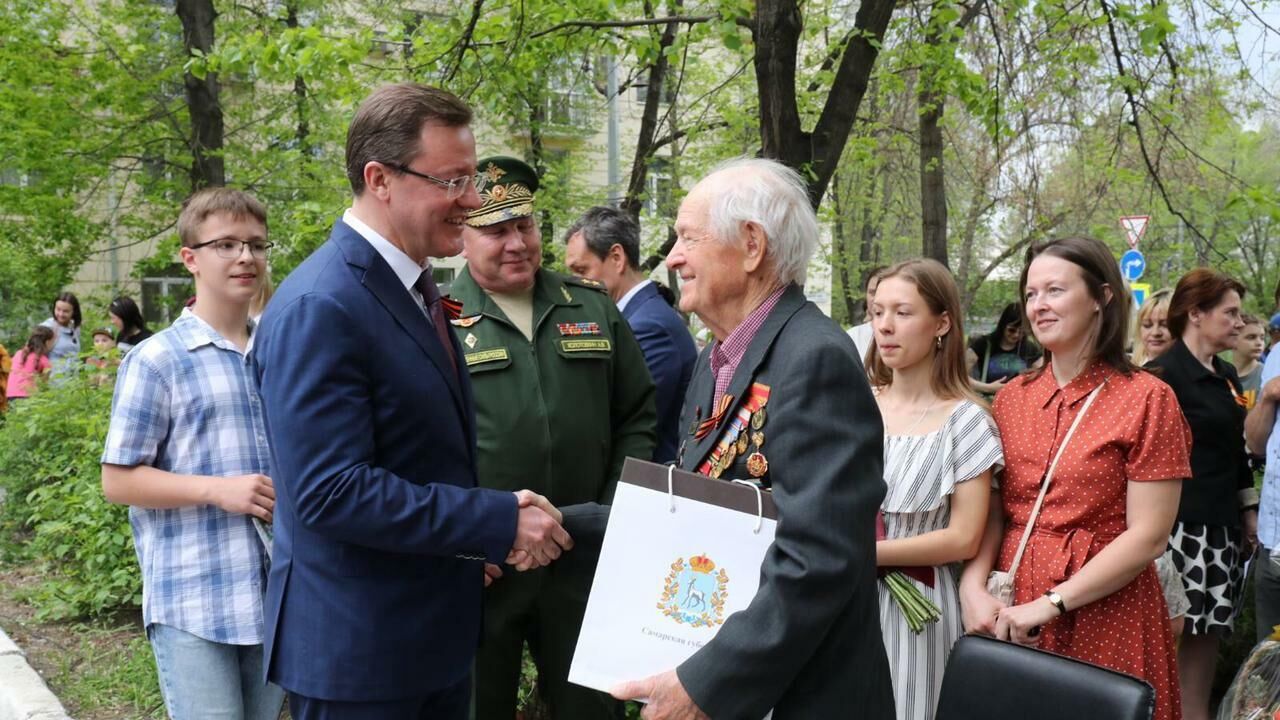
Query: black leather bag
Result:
<box><xmin>935</xmin><ymin>635</ymin><xmax>1155</xmax><ymax>720</ymax></box>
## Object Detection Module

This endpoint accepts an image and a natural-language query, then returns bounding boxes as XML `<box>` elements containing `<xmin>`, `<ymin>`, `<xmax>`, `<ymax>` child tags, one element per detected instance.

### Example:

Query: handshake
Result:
<box><xmin>484</xmin><ymin>490</ymin><xmax>574</xmax><ymax>587</ymax></box>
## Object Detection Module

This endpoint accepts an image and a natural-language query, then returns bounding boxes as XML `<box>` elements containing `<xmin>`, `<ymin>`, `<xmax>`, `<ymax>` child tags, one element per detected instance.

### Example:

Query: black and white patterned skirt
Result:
<box><xmin>1167</xmin><ymin>521</ymin><xmax>1246</xmax><ymax>636</ymax></box>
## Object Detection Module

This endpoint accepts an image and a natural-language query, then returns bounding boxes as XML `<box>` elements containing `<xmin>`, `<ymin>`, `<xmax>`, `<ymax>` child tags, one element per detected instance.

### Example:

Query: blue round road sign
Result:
<box><xmin>1121</xmin><ymin>249</ymin><xmax>1145</xmax><ymax>282</ymax></box>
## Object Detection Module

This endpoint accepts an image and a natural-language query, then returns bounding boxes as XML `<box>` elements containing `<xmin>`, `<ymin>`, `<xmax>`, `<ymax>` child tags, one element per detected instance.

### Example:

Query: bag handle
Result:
<box><xmin>1004</xmin><ymin>377</ymin><xmax>1108</xmax><ymax>582</ymax></box>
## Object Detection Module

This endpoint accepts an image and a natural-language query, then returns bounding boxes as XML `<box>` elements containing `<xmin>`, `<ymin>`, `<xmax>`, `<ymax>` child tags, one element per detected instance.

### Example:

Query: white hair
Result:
<box><xmin>697</xmin><ymin>157</ymin><xmax>818</xmax><ymax>286</ymax></box>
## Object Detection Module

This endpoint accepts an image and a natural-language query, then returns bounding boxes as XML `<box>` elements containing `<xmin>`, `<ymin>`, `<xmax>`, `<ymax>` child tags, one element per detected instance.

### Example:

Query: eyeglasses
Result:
<box><xmin>386</xmin><ymin>163</ymin><xmax>477</xmax><ymax>200</ymax></box>
<box><xmin>190</xmin><ymin>238</ymin><xmax>274</xmax><ymax>259</ymax></box>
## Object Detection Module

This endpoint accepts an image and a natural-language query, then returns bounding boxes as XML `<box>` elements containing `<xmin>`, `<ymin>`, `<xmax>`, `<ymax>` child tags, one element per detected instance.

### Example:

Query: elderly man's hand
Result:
<box><xmin>612</xmin><ymin>670</ymin><xmax>709</xmax><ymax>720</ymax></box>
<box><xmin>483</xmin><ymin>563</ymin><xmax>503</xmax><ymax>588</ymax></box>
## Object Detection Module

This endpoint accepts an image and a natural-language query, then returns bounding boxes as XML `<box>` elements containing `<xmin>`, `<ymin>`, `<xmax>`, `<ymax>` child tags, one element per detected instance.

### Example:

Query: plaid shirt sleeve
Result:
<box><xmin>102</xmin><ymin>351</ymin><xmax>172</xmax><ymax>468</ymax></box>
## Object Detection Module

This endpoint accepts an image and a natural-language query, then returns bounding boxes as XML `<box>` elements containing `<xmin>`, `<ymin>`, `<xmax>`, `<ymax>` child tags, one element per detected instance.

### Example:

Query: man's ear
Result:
<box><xmin>608</xmin><ymin>243</ymin><xmax>627</xmax><ymax>273</ymax></box>
<box><xmin>364</xmin><ymin>162</ymin><xmax>394</xmax><ymax>200</ymax></box>
<box><xmin>741</xmin><ymin>222</ymin><xmax>768</xmax><ymax>274</ymax></box>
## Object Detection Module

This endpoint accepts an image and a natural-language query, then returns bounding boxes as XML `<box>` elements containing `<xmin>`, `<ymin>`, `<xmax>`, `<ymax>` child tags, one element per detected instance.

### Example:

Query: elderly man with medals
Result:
<box><xmin>612</xmin><ymin>158</ymin><xmax>895</xmax><ymax>720</ymax></box>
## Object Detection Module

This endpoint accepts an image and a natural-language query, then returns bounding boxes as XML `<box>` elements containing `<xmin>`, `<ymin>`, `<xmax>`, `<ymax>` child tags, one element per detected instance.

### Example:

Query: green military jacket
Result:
<box><xmin>448</xmin><ymin>266</ymin><xmax>657</xmax><ymax>506</ymax></box>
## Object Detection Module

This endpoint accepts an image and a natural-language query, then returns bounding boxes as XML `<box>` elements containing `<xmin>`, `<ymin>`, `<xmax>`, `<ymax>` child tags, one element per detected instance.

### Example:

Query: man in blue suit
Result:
<box><xmin>253</xmin><ymin>83</ymin><xmax>572</xmax><ymax>720</ymax></box>
<box><xmin>564</xmin><ymin>206</ymin><xmax>697</xmax><ymax>463</ymax></box>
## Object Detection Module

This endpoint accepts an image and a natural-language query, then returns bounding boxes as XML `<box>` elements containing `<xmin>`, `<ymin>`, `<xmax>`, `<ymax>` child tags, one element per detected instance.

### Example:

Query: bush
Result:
<box><xmin>0</xmin><ymin>369</ymin><xmax>140</xmax><ymax>618</ymax></box>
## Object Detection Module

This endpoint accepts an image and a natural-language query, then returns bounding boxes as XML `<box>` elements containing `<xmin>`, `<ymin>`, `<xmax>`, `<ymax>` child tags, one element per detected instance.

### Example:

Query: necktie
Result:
<box><xmin>414</xmin><ymin>270</ymin><xmax>458</xmax><ymax>376</ymax></box>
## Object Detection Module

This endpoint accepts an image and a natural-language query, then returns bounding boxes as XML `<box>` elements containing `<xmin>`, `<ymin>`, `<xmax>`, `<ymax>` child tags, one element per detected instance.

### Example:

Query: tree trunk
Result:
<box><xmin>176</xmin><ymin>0</ymin><xmax>224</xmax><ymax>189</ymax></box>
<box><xmin>918</xmin><ymin>3</ymin><xmax>948</xmax><ymax>267</ymax></box>
<box><xmin>830</xmin><ymin>170</ymin><xmax>856</xmax><ymax>325</ymax></box>
<box><xmin>526</xmin><ymin>97</ymin><xmax>558</xmax><ymax>266</ymax></box>
<box><xmin>754</xmin><ymin>0</ymin><xmax>896</xmax><ymax>208</ymax></box>
<box><xmin>621</xmin><ymin>0</ymin><xmax>681</xmax><ymax>220</ymax></box>
<box><xmin>854</xmin><ymin>168</ymin><xmax>888</xmax><ymax>317</ymax></box>
<box><xmin>285</xmin><ymin>2</ymin><xmax>310</xmax><ymax>159</ymax></box>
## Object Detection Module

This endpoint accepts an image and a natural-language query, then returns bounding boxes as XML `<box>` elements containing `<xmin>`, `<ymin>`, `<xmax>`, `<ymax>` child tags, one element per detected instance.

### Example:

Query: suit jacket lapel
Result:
<box><xmin>332</xmin><ymin>222</ymin><xmax>468</xmax><ymax>422</ymax></box>
<box><xmin>683</xmin><ymin>284</ymin><xmax>807</xmax><ymax>471</ymax></box>
<box><xmin>622</xmin><ymin>282</ymin><xmax>656</xmax><ymax>322</ymax></box>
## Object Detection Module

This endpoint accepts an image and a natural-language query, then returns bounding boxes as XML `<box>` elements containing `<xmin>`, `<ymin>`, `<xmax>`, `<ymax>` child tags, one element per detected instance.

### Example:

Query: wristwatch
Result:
<box><xmin>1044</xmin><ymin>590</ymin><xmax>1067</xmax><ymax>615</ymax></box>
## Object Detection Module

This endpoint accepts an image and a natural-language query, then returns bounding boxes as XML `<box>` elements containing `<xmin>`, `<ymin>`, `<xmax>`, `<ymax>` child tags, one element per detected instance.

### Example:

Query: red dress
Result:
<box><xmin>993</xmin><ymin>362</ymin><xmax>1191</xmax><ymax>720</ymax></box>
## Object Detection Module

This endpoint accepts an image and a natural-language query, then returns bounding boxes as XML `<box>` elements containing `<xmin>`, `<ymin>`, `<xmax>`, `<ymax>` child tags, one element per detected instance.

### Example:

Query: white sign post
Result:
<box><xmin>1120</xmin><ymin>215</ymin><xmax>1150</xmax><ymax>249</ymax></box>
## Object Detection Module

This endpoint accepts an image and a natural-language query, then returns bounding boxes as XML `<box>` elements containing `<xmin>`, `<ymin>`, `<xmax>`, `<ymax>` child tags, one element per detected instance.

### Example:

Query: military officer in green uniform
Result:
<box><xmin>450</xmin><ymin>156</ymin><xmax>657</xmax><ymax>720</ymax></box>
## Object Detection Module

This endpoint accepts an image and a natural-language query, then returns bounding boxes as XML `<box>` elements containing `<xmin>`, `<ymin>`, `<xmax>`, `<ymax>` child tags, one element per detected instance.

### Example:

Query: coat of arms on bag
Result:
<box><xmin>656</xmin><ymin>554</ymin><xmax>729</xmax><ymax>627</ymax></box>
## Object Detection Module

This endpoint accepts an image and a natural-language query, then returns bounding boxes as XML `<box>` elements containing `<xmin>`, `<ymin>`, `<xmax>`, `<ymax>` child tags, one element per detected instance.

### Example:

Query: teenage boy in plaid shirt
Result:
<box><xmin>101</xmin><ymin>188</ymin><xmax>284</xmax><ymax>720</ymax></box>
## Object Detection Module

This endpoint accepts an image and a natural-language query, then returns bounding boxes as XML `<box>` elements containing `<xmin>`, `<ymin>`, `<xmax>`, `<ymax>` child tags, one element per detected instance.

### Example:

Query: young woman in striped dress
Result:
<box><xmin>867</xmin><ymin>258</ymin><xmax>1004</xmax><ymax>720</ymax></box>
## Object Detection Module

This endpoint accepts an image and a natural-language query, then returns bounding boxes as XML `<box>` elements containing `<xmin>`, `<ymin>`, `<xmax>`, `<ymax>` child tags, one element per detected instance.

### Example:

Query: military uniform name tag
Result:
<box><xmin>560</xmin><ymin>338</ymin><xmax>611</xmax><ymax>353</ymax></box>
<box><xmin>569</xmin><ymin>458</ymin><xmax>777</xmax><ymax>706</ymax></box>
<box><xmin>465</xmin><ymin>348</ymin><xmax>509</xmax><ymax>366</ymax></box>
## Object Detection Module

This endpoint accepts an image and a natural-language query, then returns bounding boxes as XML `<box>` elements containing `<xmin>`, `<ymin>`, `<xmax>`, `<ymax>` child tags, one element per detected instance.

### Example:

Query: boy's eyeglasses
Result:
<box><xmin>190</xmin><ymin>239</ymin><xmax>274</xmax><ymax>259</ymax></box>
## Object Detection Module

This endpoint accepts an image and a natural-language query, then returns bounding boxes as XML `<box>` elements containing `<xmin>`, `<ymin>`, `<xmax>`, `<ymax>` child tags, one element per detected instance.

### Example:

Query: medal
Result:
<box><xmin>710</xmin><ymin>458</ymin><xmax>725</xmax><ymax>479</ymax></box>
<box><xmin>750</xmin><ymin>408</ymin><xmax>767</xmax><ymax>430</ymax></box>
<box><xmin>751</xmin><ymin>431</ymin><xmax>764</xmax><ymax>448</ymax></box>
<box><xmin>723</xmin><ymin>443</ymin><xmax>738</xmax><ymax>467</ymax></box>
<box><xmin>735</xmin><ymin>433</ymin><xmax>749</xmax><ymax>455</ymax></box>
<box><xmin>746</xmin><ymin>452</ymin><xmax>769</xmax><ymax>478</ymax></box>
<box><xmin>464</xmin><ymin>332</ymin><xmax>478</xmax><ymax>349</ymax></box>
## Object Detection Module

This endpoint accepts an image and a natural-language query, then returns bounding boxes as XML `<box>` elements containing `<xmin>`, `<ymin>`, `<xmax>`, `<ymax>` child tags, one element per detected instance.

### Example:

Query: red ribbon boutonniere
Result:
<box><xmin>440</xmin><ymin>296</ymin><xmax>464</xmax><ymax>321</ymax></box>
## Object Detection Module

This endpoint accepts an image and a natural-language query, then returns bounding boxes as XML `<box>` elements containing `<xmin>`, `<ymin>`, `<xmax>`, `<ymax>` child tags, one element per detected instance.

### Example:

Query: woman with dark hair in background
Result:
<box><xmin>40</xmin><ymin>291</ymin><xmax>81</xmax><ymax>376</ymax></box>
<box><xmin>967</xmin><ymin>301</ymin><xmax>1042</xmax><ymax>397</ymax></box>
<box><xmin>108</xmin><ymin>296</ymin><xmax>152</xmax><ymax>354</ymax></box>
<box><xmin>1147</xmin><ymin>268</ymin><xmax>1255</xmax><ymax>720</ymax></box>
<box><xmin>960</xmin><ymin>236</ymin><xmax>1190</xmax><ymax>720</ymax></box>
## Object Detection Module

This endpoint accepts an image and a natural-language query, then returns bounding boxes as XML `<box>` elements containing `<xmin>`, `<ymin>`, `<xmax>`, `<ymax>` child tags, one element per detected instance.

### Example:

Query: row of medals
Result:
<box><xmin>710</xmin><ymin>406</ymin><xmax>769</xmax><ymax>480</ymax></box>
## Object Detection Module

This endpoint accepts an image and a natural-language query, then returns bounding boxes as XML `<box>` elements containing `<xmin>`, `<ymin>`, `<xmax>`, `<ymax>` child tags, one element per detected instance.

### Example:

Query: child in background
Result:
<box><xmin>86</xmin><ymin>328</ymin><xmax>117</xmax><ymax>369</ymax></box>
<box><xmin>1236</xmin><ymin>314</ymin><xmax>1266</xmax><ymax>410</ymax></box>
<box><xmin>5</xmin><ymin>326</ymin><xmax>55</xmax><ymax>403</ymax></box>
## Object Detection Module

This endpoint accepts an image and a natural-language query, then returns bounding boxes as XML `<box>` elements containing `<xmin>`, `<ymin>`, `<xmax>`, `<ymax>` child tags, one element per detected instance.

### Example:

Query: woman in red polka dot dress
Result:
<box><xmin>959</xmin><ymin>236</ymin><xmax>1192</xmax><ymax>720</ymax></box>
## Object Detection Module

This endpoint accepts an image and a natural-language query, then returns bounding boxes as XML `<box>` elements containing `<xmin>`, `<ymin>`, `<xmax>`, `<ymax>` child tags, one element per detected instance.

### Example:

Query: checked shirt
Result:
<box><xmin>102</xmin><ymin>308</ymin><xmax>270</xmax><ymax>645</ymax></box>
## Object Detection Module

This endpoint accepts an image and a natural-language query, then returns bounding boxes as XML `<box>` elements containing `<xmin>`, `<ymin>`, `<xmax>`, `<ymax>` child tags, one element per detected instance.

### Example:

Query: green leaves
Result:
<box><xmin>0</xmin><ymin>371</ymin><xmax>135</xmax><ymax>620</ymax></box>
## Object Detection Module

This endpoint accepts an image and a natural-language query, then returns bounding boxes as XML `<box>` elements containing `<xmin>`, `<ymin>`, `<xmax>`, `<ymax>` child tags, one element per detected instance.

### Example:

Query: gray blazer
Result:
<box><xmin>674</xmin><ymin>284</ymin><xmax>894</xmax><ymax>720</ymax></box>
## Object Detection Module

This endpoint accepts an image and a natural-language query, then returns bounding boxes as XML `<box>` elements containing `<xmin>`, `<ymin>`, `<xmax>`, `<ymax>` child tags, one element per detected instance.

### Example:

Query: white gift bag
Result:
<box><xmin>569</xmin><ymin>458</ymin><xmax>778</xmax><ymax>695</ymax></box>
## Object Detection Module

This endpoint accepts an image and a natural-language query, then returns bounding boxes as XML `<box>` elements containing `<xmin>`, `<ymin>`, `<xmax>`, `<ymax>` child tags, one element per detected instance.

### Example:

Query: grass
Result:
<box><xmin>49</xmin><ymin>629</ymin><xmax>164</xmax><ymax>719</ymax></box>
<box><xmin>0</xmin><ymin>567</ymin><xmax>163</xmax><ymax>719</ymax></box>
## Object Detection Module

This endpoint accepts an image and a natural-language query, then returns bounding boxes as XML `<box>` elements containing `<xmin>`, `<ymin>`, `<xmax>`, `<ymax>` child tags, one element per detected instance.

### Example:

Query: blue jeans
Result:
<box><xmin>148</xmin><ymin>623</ymin><xmax>285</xmax><ymax>720</ymax></box>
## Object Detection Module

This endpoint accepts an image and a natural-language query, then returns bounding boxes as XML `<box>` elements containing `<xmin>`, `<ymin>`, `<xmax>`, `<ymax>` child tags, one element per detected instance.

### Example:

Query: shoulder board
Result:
<box><xmin>564</xmin><ymin>276</ymin><xmax>608</xmax><ymax>292</ymax></box>
<box><xmin>450</xmin><ymin>314</ymin><xmax>484</xmax><ymax>328</ymax></box>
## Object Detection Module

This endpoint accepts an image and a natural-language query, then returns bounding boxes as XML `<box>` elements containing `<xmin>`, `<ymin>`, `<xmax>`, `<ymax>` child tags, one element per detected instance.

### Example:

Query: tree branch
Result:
<box><xmin>1097</xmin><ymin>0</ymin><xmax>1229</xmax><ymax>264</ymax></box>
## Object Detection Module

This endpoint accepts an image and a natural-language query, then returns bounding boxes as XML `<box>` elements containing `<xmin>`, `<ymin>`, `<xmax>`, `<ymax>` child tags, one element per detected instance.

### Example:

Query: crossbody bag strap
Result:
<box><xmin>981</xmin><ymin>340</ymin><xmax>992</xmax><ymax>383</ymax></box>
<box><xmin>1005</xmin><ymin>377</ymin><xmax>1108</xmax><ymax>581</ymax></box>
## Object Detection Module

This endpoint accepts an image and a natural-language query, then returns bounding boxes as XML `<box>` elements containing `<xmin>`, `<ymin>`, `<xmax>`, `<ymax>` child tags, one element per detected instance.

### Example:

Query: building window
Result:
<box><xmin>645</xmin><ymin>157</ymin><xmax>673</xmax><ymax>214</ymax></box>
<box><xmin>543</xmin><ymin>63</ymin><xmax>593</xmax><ymax>129</ymax></box>
<box><xmin>634</xmin><ymin>79</ymin><xmax>677</xmax><ymax>105</ymax></box>
<box><xmin>141</xmin><ymin>275</ymin><xmax>195</xmax><ymax>326</ymax></box>
<box><xmin>432</xmin><ymin>266</ymin><xmax>456</xmax><ymax>295</ymax></box>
